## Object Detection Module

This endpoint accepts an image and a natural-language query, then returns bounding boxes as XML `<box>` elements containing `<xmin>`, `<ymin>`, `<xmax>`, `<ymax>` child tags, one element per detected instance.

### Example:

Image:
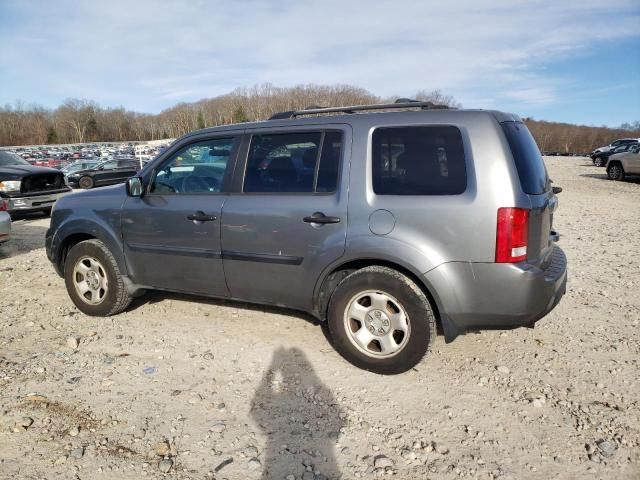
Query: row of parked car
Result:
<box><xmin>0</xmin><ymin>147</ymin><xmax>156</xmax><ymax>245</ymax></box>
<box><xmin>590</xmin><ymin>138</ymin><xmax>640</xmax><ymax>181</ymax></box>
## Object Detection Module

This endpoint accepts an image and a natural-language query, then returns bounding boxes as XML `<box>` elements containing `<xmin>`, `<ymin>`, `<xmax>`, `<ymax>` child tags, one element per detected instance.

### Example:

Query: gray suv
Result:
<box><xmin>46</xmin><ymin>101</ymin><xmax>567</xmax><ymax>374</ymax></box>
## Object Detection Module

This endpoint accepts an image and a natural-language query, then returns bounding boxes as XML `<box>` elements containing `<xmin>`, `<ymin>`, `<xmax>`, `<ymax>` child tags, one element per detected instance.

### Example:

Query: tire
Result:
<box><xmin>607</xmin><ymin>163</ymin><xmax>625</xmax><ymax>181</ymax></box>
<box><xmin>41</xmin><ymin>207</ymin><xmax>52</xmax><ymax>217</ymax></box>
<box><xmin>78</xmin><ymin>176</ymin><xmax>94</xmax><ymax>189</ymax></box>
<box><xmin>594</xmin><ymin>157</ymin><xmax>605</xmax><ymax>167</ymax></box>
<box><xmin>64</xmin><ymin>239</ymin><xmax>132</xmax><ymax>316</ymax></box>
<box><xmin>327</xmin><ymin>266</ymin><xmax>436</xmax><ymax>374</ymax></box>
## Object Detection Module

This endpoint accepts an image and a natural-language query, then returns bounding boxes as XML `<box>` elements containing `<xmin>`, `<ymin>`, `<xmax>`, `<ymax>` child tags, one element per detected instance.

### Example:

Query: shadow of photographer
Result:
<box><xmin>251</xmin><ymin>347</ymin><xmax>344</xmax><ymax>480</ymax></box>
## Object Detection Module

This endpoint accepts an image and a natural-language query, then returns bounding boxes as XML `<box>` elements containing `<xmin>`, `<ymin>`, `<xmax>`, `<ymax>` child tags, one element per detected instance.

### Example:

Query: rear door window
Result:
<box><xmin>501</xmin><ymin>121</ymin><xmax>549</xmax><ymax>195</ymax></box>
<box><xmin>372</xmin><ymin>125</ymin><xmax>467</xmax><ymax>195</ymax></box>
<box><xmin>243</xmin><ymin>131</ymin><xmax>343</xmax><ymax>193</ymax></box>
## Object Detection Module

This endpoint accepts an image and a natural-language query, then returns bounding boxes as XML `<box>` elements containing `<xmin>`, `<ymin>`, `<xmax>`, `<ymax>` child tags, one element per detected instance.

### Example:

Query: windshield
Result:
<box><xmin>0</xmin><ymin>151</ymin><xmax>31</xmax><ymax>167</ymax></box>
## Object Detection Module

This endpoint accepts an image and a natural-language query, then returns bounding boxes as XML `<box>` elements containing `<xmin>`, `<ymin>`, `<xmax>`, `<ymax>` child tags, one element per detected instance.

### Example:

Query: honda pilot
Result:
<box><xmin>46</xmin><ymin>101</ymin><xmax>567</xmax><ymax>374</ymax></box>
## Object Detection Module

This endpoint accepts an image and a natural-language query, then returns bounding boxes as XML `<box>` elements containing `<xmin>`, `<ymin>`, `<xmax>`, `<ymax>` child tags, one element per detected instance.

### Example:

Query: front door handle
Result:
<box><xmin>303</xmin><ymin>212</ymin><xmax>341</xmax><ymax>225</ymax></box>
<box><xmin>187</xmin><ymin>211</ymin><xmax>217</xmax><ymax>223</ymax></box>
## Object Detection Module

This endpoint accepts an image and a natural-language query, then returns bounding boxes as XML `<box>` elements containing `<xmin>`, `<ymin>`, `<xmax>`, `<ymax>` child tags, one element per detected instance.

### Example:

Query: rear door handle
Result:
<box><xmin>303</xmin><ymin>212</ymin><xmax>341</xmax><ymax>225</ymax></box>
<box><xmin>187</xmin><ymin>211</ymin><xmax>217</xmax><ymax>223</ymax></box>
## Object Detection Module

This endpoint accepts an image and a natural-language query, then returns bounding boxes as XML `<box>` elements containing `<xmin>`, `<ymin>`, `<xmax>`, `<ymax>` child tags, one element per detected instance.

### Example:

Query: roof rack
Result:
<box><xmin>268</xmin><ymin>98</ymin><xmax>451</xmax><ymax>120</ymax></box>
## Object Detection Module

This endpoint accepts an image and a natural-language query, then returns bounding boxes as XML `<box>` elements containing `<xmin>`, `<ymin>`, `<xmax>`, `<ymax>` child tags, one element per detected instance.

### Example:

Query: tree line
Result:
<box><xmin>1</xmin><ymin>83</ymin><xmax>638</xmax><ymax>153</ymax></box>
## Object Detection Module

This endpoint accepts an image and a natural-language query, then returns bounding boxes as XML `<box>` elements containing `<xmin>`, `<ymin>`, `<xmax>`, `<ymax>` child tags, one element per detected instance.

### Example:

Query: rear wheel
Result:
<box><xmin>327</xmin><ymin>266</ymin><xmax>435</xmax><ymax>374</ymax></box>
<box><xmin>64</xmin><ymin>239</ymin><xmax>132</xmax><ymax>316</ymax></box>
<box><xmin>607</xmin><ymin>163</ymin><xmax>625</xmax><ymax>181</ymax></box>
<box><xmin>78</xmin><ymin>176</ymin><xmax>94</xmax><ymax>189</ymax></box>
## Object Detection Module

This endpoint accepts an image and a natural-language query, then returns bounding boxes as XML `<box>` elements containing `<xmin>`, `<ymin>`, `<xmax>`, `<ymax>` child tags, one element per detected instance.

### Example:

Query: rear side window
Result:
<box><xmin>372</xmin><ymin>126</ymin><xmax>466</xmax><ymax>195</ymax></box>
<box><xmin>244</xmin><ymin>131</ymin><xmax>343</xmax><ymax>193</ymax></box>
<box><xmin>501</xmin><ymin>121</ymin><xmax>549</xmax><ymax>195</ymax></box>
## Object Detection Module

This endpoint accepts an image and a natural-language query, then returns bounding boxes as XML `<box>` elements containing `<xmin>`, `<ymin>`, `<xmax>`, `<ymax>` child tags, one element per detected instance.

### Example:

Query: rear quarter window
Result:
<box><xmin>501</xmin><ymin>121</ymin><xmax>549</xmax><ymax>195</ymax></box>
<box><xmin>372</xmin><ymin>125</ymin><xmax>467</xmax><ymax>195</ymax></box>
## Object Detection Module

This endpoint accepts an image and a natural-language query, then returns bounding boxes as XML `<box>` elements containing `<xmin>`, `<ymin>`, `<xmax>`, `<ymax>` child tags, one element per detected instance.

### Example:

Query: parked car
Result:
<box><xmin>592</xmin><ymin>143</ymin><xmax>638</xmax><ymax>167</ymax></box>
<box><xmin>606</xmin><ymin>144</ymin><xmax>640</xmax><ymax>181</ymax></box>
<box><xmin>592</xmin><ymin>138</ymin><xmax>639</xmax><ymax>155</ymax></box>
<box><xmin>0</xmin><ymin>150</ymin><xmax>71</xmax><ymax>215</ymax></box>
<box><xmin>0</xmin><ymin>198</ymin><xmax>10</xmax><ymax>243</ymax></box>
<box><xmin>60</xmin><ymin>160</ymin><xmax>100</xmax><ymax>176</ymax></box>
<box><xmin>33</xmin><ymin>158</ymin><xmax>70</xmax><ymax>169</ymax></box>
<box><xmin>46</xmin><ymin>100</ymin><xmax>567</xmax><ymax>374</ymax></box>
<box><xmin>66</xmin><ymin>159</ymin><xmax>140</xmax><ymax>189</ymax></box>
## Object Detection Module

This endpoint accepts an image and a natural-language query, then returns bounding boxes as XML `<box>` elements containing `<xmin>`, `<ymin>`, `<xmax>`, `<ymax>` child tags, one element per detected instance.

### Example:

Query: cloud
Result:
<box><xmin>0</xmin><ymin>0</ymin><xmax>639</xmax><ymax>113</ymax></box>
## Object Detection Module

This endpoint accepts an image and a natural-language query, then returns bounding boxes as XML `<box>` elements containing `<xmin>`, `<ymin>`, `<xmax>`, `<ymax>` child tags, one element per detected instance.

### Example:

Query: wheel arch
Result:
<box><xmin>607</xmin><ymin>159</ymin><xmax>623</xmax><ymax>169</ymax></box>
<box><xmin>53</xmin><ymin>222</ymin><xmax>127</xmax><ymax>277</ymax></box>
<box><xmin>57</xmin><ymin>232</ymin><xmax>97</xmax><ymax>274</ymax></box>
<box><xmin>313</xmin><ymin>257</ymin><xmax>454</xmax><ymax>340</ymax></box>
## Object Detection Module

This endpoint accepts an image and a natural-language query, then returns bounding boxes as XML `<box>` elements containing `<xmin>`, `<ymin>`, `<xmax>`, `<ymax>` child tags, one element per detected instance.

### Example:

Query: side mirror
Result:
<box><xmin>126</xmin><ymin>177</ymin><xmax>144</xmax><ymax>197</ymax></box>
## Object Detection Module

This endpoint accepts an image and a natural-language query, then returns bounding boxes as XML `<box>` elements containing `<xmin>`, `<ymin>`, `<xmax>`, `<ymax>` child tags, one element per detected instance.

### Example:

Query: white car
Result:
<box><xmin>0</xmin><ymin>198</ymin><xmax>11</xmax><ymax>243</ymax></box>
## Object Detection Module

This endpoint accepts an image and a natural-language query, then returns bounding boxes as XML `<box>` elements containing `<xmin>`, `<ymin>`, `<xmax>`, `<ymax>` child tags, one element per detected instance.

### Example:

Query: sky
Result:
<box><xmin>0</xmin><ymin>0</ymin><xmax>639</xmax><ymax>127</ymax></box>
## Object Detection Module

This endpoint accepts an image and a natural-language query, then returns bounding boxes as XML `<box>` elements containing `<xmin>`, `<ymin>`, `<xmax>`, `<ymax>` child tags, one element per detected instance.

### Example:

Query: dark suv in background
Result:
<box><xmin>66</xmin><ymin>159</ymin><xmax>140</xmax><ymax>189</ymax></box>
<box><xmin>592</xmin><ymin>143</ymin><xmax>639</xmax><ymax>167</ymax></box>
<box><xmin>46</xmin><ymin>101</ymin><xmax>567</xmax><ymax>374</ymax></box>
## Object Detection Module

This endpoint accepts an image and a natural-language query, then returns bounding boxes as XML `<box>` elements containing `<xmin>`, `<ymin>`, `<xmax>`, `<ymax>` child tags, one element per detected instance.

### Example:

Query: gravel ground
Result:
<box><xmin>0</xmin><ymin>157</ymin><xmax>638</xmax><ymax>480</ymax></box>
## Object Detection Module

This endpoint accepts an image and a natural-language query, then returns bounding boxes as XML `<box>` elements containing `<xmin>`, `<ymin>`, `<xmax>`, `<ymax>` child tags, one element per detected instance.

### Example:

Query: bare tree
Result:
<box><xmin>0</xmin><ymin>84</ymin><xmax>638</xmax><ymax>152</ymax></box>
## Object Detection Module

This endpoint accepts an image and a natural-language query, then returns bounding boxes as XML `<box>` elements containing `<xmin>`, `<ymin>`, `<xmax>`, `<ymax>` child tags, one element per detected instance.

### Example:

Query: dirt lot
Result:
<box><xmin>0</xmin><ymin>157</ymin><xmax>638</xmax><ymax>480</ymax></box>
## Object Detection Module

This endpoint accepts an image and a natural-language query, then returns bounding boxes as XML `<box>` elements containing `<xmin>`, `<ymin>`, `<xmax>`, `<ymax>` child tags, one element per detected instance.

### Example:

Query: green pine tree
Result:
<box><xmin>46</xmin><ymin>126</ymin><xmax>58</xmax><ymax>144</ymax></box>
<box><xmin>86</xmin><ymin>116</ymin><xmax>99</xmax><ymax>141</ymax></box>
<box><xmin>232</xmin><ymin>105</ymin><xmax>249</xmax><ymax>123</ymax></box>
<box><xmin>196</xmin><ymin>111</ymin><xmax>206</xmax><ymax>130</ymax></box>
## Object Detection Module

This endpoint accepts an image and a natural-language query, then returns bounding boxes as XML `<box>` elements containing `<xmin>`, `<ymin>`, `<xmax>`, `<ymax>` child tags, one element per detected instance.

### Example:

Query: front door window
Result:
<box><xmin>151</xmin><ymin>138</ymin><xmax>234</xmax><ymax>194</ymax></box>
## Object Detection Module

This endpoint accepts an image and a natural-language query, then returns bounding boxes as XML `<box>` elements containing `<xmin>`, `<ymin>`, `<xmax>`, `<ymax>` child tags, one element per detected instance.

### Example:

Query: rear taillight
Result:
<box><xmin>495</xmin><ymin>207</ymin><xmax>529</xmax><ymax>263</ymax></box>
<box><xmin>0</xmin><ymin>199</ymin><xmax>7</xmax><ymax>212</ymax></box>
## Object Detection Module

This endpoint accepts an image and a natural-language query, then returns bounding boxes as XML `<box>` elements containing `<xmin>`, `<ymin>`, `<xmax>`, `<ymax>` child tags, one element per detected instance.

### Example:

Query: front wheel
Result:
<box><xmin>64</xmin><ymin>239</ymin><xmax>132</xmax><ymax>316</ymax></box>
<box><xmin>607</xmin><ymin>163</ymin><xmax>625</xmax><ymax>181</ymax></box>
<box><xmin>327</xmin><ymin>266</ymin><xmax>436</xmax><ymax>374</ymax></box>
<box><xmin>594</xmin><ymin>157</ymin><xmax>605</xmax><ymax>167</ymax></box>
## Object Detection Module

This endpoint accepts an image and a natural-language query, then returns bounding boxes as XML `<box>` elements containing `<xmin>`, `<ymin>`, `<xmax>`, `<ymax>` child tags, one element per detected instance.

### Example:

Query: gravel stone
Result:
<box><xmin>596</xmin><ymin>440</ymin><xmax>617</xmax><ymax>458</ymax></box>
<box><xmin>158</xmin><ymin>457</ymin><xmax>173</xmax><ymax>473</ymax></box>
<box><xmin>373</xmin><ymin>454</ymin><xmax>394</xmax><ymax>469</ymax></box>
<box><xmin>153</xmin><ymin>440</ymin><xmax>171</xmax><ymax>457</ymax></box>
<box><xmin>70</xmin><ymin>447</ymin><xmax>84</xmax><ymax>459</ymax></box>
<box><xmin>210</xmin><ymin>422</ymin><xmax>226</xmax><ymax>433</ymax></box>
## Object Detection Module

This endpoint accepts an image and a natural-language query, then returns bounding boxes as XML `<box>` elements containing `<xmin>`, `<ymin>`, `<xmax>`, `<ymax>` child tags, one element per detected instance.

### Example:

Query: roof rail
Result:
<box><xmin>268</xmin><ymin>98</ymin><xmax>451</xmax><ymax>120</ymax></box>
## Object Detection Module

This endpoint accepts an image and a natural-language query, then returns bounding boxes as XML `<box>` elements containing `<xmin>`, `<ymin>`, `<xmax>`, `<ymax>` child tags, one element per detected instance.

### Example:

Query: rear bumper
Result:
<box><xmin>3</xmin><ymin>188</ymin><xmax>71</xmax><ymax>213</ymax></box>
<box><xmin>423</xmin><ymin>245</ymin><xmax>567</xmax><ymax>341</ymax></box>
